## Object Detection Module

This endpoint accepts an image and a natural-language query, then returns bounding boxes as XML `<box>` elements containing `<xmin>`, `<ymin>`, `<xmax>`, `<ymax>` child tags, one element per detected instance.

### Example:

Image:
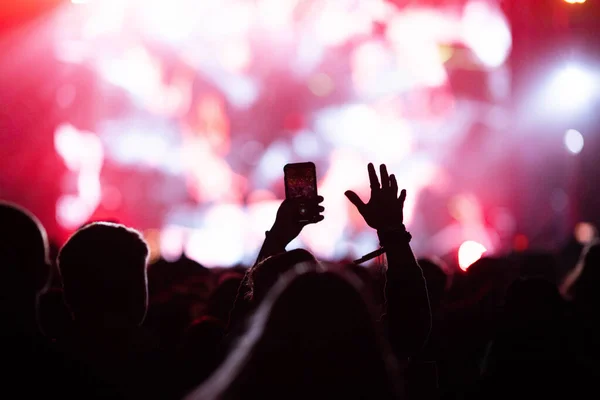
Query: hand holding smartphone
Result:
<box><xmin>284</xmin><ymin>162</ymin><xmax>321</xmax><ymax>223</ymax></box>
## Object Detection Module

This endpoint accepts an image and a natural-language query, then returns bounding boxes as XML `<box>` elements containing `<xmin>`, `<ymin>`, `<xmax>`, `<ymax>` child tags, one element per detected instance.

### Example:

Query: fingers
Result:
<box><xmin>390</xmin><ymin>174</ymin><xmax>398</xmax><ymax>197</ymax></box>
<box><xmin>318</xmin><ymin>205</ymin><xmax>325</xmax><ymax>213</ymax></box>
<box><xmin>317</xmin><ymin>195</ymin><xmax>324</xmax><ymax>203</ymax></box>
<box><xmin>306</xmin><ymin>214</ymin><xmax>325</xmax><ymax>225</ymax></box>
<box><xmin>380</xmin><ymin>164</ymin><xmax>389</xmax><ymax>189</ymax></box>
<box><xmin>399</xmin><ymin>189</ymin><xmax>407</xmax><ymax>207</ymax></box>
<box><xmin>368</xmin><ymin>163</ymin><xmax>380</xmax><ymax>190</ymax></box>
<box><xmin>344</xmin><ymin>190</ymin><xmax>366</xmax><ymax>212</ymax></box>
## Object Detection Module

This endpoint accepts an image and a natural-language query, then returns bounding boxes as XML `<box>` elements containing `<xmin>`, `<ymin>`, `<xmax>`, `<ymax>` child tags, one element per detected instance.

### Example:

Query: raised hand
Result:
<box><xmin>269</xmin><ymin>196</ymin><xmax>325</xmax><ymax>247</ymax></box>
<box><xmin>345</xmin><ymin>163</ymin><xmax>406</xmax><ymax>231</ymax></box>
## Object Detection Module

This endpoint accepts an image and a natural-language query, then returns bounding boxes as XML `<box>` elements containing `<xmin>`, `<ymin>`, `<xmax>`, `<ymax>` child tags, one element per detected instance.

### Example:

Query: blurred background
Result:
<box><xmin>0</xmin><ymin>0</ymin><xmax>598</xmax><ymax>268</ymax></box>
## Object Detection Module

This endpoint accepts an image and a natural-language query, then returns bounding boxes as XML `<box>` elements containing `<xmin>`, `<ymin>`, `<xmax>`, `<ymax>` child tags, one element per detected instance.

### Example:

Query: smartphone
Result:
<box><xmin>284</xmin><ymin>162</ymin><xmax>319</xmax><ymax>223</ymax></box>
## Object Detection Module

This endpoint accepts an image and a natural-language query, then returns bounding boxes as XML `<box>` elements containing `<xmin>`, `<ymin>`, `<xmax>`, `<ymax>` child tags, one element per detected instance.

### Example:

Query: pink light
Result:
<box><xmin>160</xmin><ymin>226</ymin><xmax>187</xmax><ymax>262</ymax></box>
<box><xmin>56</xmin><ymin>196</ymin><xmax>88</xmax><ymax>229</ymax></box>
<box><xmin>54</xmin><ymin>124</ymin><xmax>104</xmax><ymax>229</ymax></box>
<box><xmin>219</xmin><ymin>40</ymin><xmax>252</xmax><ymax>73</ymax></box>
<box><xmin>458</xmin><ymin>240</ymin><xmax>487</xmax><ymax>271</ymax></box>
<box><xmin>462</xmin><ymin>1</ymin><xmax>512</xmax><ymax>68</ymax></box>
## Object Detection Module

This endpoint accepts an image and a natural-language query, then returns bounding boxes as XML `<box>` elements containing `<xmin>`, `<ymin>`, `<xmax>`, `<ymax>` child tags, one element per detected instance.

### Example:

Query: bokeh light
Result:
<box><xmin>549</xmin><ymin>65</ymin><xmax>596</xmax><ymax>112</ymax></box>
<box><xmin>564</xmin><ymin>129</ymin><xmax>584</xmax><ymax>154</ymax></box>
<box><xmin>458</xmin><ymin>240</ymin><xmax>487</xmax><ymax>271</ymax></box>
<box><xmin>0</xmin><ymin>0</ymin><xmax>515</xmax><ymax>266</ymax></box>
<box><xmin>574</xmin><ymin>222</ymin><xmax>597</xmax><ymax>244</ymax></box>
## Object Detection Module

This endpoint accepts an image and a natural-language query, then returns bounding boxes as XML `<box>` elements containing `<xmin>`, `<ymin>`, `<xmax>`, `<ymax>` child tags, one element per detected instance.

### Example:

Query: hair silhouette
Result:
<box><xmin>58</xmin><ymin>222</ymin><xmax>149</xmax><ymax>325</ymax></box>
<box><xmin>0</xmin><ymin>202</ymin><xmax>50</xmax><ymax>297</ymax></box>
<box><xmin>246</xmin><ymin>248</ymin><xmax>318</xmax><ymax>302</ymax></box>
<box><xmin>191</xmin><ymin>265</ymin><xmax>404</xmax><ymax>400</ymax></box>
<box><xmin>0</xmin><ymin>201</ymin><xmax>51</xmax><ymax>332</ymax></box>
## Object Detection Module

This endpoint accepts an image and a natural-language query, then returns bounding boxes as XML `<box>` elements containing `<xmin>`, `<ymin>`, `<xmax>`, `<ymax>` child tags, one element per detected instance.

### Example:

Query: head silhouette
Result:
<box><xmin>503</xmin><ymin>277</ymin><xmax>565</xmax><ymax>334</ymax></box>
<box><xmin>0</xmin><ymin>202</ymin><xmax>50</xmax><ymax>299</ymax></box>
<box><xmin>193</xmin><ymin>266</ymin><xmax>403</xmax><ymax>400</ymax></box>
<box><xmin>246</xmin><ymin>248</ymin><xmax>319</xmax><ymax>303</ymax></box>
<box><xmin>0</xmin><ymin>202</ymin><xmax>50</xmax><ymax>333</ymax></box>
<box><xmin>207</xmin><ymin>272</ymin><xmax>244</xmax><ymax>323</ymax></box>
<box><xmin>58</xmin><ymin>222</ymin><xmax>149</xmax><ymax>326</ymax></box>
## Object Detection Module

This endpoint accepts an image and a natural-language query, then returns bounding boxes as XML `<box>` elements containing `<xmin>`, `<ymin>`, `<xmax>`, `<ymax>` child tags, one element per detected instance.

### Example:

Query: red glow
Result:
<box><xmin>513</xmin><ymin>234</ymin><xmax>529</xmax><ymax>252</ymax></box>
<box><xmin>0</xmin><ymin>0</ymin><xmax>515</xmax><ymax>266</ymax></box>
<box><xmin>458</xmin><ymin>241</ymin><xmax>487</xmax><ymax>271</ymax></box>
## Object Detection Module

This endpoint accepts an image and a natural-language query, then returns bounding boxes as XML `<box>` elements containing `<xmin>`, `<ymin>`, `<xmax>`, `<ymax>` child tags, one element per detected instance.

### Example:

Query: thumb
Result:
<box><xmin>345</xmin><ymin>190</ymin><xmax>366</xmax><ymax>212</ymax></box>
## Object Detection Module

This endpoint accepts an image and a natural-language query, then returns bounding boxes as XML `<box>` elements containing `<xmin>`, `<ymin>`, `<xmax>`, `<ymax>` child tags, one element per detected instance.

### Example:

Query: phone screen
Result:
<box><xmin>284</xmin><ymin>162</ymin><xmax>317</xmax><ymax>200</ymax></box>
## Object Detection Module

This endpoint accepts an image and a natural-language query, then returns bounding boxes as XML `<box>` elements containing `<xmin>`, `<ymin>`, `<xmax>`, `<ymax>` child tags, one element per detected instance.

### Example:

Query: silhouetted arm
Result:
<box><xmin>345</xmin><ymin>163</ymin><xmax>431</xmax><ymax>360</ymax></box>
<box><xmin>255</xmin><ymin>197</ymin><xmax>325</xmax><ymax>265</ymax></box>
<box><xmin>256</xmin><ymin>232</ymin><xmax>287</xmax><ymax>264</ymax></box>
<box><xmin>379</xmin><ymin>228</ymin><xmax>431</xmax><ymax>360</ymax></box>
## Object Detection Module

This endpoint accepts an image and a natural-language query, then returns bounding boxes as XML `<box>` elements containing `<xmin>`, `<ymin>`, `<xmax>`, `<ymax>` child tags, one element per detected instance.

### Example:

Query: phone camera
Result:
<box><xmin>299</xmin><ymin>207</ymin><xmax>307</xmax><ymax>215</ymax></box>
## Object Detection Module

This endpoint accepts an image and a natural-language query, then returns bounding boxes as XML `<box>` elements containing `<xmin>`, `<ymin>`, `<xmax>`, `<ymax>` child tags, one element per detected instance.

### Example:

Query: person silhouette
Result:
<box><xmin>0</xmin><ymin>201</ymin><xmax>51</xmax><ymax>336</ymax></box>
<box><xmin>57</xmin><ymin>222</ymin><xmax>177</xmax><ymax>399</ymax></box>
<box><xmin>0</xmin><ymin>201</ymin><xmax>105</xmax><ymax>396</ymax></box>
<box><xmin>188</xmin><ymin>266</ymin><xmax>404</xmax><ymax>400</ymax></box>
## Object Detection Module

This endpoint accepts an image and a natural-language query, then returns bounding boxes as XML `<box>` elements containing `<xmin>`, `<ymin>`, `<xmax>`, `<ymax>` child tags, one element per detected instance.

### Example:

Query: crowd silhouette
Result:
<box><xmin>2</xmin><ymin>162</ymin><xmax>599</xmax><ymax>399</ymax></box>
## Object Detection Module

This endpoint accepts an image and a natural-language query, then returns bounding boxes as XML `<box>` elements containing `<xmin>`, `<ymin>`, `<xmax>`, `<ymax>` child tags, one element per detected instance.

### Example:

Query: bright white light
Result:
<box><xmin>99</xmin><ymin>47</ymin><xmax>162</xmax><ymax>102</ymax></box>
<box><xmin>256</xmin><ymin>142</ymin><xmax>292</xmax><ymax>184</ymax></box>
<box><xmin>292</xmin><ymin>131</ymin><xmax>322</xmax><ymax>158</ymax></box>
<box><xmin>160</xmin><ymin>225</ymin><xmax>187</xmax><ymax>262</ymax></box>
<box><xmin>315</xmin><ymin>104</ymin><xmax>413</xmax><ymax>160</ymax></box>
<box><xmin>564</xmin><ymin>129</ymin><xmax>584</xmax><ymax>154</ymax></box>
<box><xmin>312</xmin><ymin>2</ymin><xmax>372</xmax><ymax>47</ymax></box>
<box><xmin>138</xmin><ymin>0</ymin><xmax>196</xmax><ymax>43</ymax></box>
<box><xmin>56</xmin><ymin>196</ymin><xmax>88</xmax><ymax>229</ymax></box>
<box><xmin>54</xmin><ymin>124</ymin><xmax>104</xmax><ymax>229</ymax></box>
<box><xmin>257</xmin><ymin>0</ymin><xmax>298</xmax><ymax>31</ymax></box>
<box><xmin>184</xmin><ymin>205</ymin><xmax>247</xmax><ymax>266</ymax></box>
<box><xmin>462</xmin><ymin>1</ymin><xmax>512</xmax><ymax>68</ymax></box>
<box><xmin>458</xmin><ymin>240</ymin><xmax>486</xmax><ymax>271</ymax></box>
<box><xmin>549</xmin><ymin>65</ymin><xmax>596</xmax><ymax>111</ymax></box>
<box><xmin>219</xmin><ymin>40</ymin><xmax>252</xmax><ymax>72</ymax></box>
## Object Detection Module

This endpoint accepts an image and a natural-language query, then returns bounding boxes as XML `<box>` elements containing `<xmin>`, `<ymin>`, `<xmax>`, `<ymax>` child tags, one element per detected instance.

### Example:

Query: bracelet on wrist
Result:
<box><xmin>377</xmin><ymin>225</ymin><xmax>412</xmax><ymax>246</ymax></box>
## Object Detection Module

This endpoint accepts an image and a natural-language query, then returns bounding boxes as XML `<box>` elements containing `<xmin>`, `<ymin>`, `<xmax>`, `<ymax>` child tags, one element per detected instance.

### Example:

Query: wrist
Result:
<box><xmin>265</xmin><ymin>230</ymin><xmax>289</xmax><ymax>250</ymax></box>
<box><xmin>377</xmin><ymin>225</ymin><xmax>411</xmax><ymax>247</ymax></box>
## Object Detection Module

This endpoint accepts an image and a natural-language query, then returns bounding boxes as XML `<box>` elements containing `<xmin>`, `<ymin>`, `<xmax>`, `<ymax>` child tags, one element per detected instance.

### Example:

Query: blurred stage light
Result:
<box><xmin>54</xmin><ymin>124</ymin><xmax>103</xmax><ymax>228</ymax></box>
<box><xmin>184</xmin><ymin>205</ymin><xmax>247</xmax><ymax>266</ymax></box>
<box><xmin>575</xmin><ymin>222</ymin><xmax>597</xmax><ymax>244</ymax></box>
<box><xmin>458</xmin><ymin>240</ymin><xmax>486</xmax><ymax>271</ymax></box>
<box><xmin>564</xmin><ymin>0</ymin><xmax>586</xmax><ymax>4</ymax></box>
<box><xmin>462</xmin><ymin>1</ymin><xmax>512</xmax><ymax>68</ymax></box>
<box><xmin>513</xmin><ymin>234</ymin><xmax>529</xmax><ymax>252</ymax></box>
<box><xmin>549</xmin><ymin>65</ymin><xmax>596</xmax><ymax>112</ymax></box>
<box><xmin>308</xmin><ymin>73</ymin><xmax>334</xmax><ymax>97</ymax></box>
<box><xmin>143</xmin><ymin>229</ymin><xmax>162</xmax><ymax>264</ymax></box>
<box><xmin>564</xmin><ymin>129</ymin><xmax>584</xmax><ymax>154</ymax></box>
<box><xmin>37</xmin><ymin>0</ymin><xmax>513</xmax><ymax>265</ymax></box>
<box><xmin>160</xmin><ymin>225</ymin><xmax>187</xmax><ymax>262</ymax></box>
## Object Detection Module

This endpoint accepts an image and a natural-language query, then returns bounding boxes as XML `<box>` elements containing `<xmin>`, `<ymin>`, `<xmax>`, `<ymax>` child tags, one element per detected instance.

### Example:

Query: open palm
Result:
<box><xmin>345</xmin><ymin>163</ymin><xmax>406</xmax><ymax>231</ymax></box>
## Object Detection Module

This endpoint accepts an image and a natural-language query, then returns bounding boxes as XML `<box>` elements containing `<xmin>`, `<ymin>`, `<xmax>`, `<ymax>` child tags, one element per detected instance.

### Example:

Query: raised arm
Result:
<box><xmin>345</xmin><ymin>163</ymin><xmax>431</xmax><ymax>360</ymax></box>
<box><xmin>255</xmin><ymin>196</ymin><xmax>324</xmax><ymax>264</ymax></box>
